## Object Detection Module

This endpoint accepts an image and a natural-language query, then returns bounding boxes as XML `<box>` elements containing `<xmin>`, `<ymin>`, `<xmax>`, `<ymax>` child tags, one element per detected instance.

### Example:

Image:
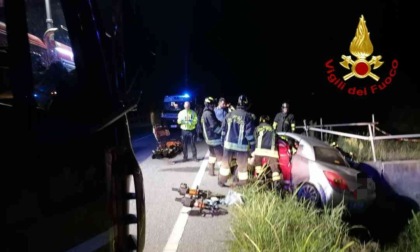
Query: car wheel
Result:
<box><xmin>297</xmin><ymin>183</ymin><xmax>322</xmax><ymax>208</ymax></box>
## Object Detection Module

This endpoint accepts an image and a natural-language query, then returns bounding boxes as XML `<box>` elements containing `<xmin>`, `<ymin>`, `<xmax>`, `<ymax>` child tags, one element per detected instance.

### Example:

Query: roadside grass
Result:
<box><xmin>228</xmin><ymin>182</ymin><xmax>420</xmax><ymax>252</ymax></box>
<box><xmin>383</xmin><ymin>211</ymin><xmax>420</xmax><ymax>252</ymax></box>
<box><xmin>334</xmin><ymin>137</ymin><xmax>420</xmax><ymax>161</ymax></box>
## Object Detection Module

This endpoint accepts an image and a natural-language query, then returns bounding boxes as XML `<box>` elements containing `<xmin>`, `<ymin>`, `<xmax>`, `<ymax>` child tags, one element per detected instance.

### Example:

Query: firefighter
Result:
<box><xmin>219</xmin><ymin>95</ymin><xmax>256</xmax><ymax>187</ymax></box>
<box><xmin>201</xmin><ymin>96</ymin><xmax>223</xmax><ymax>176</ymax></box>
<box><xmin>177</xmin><ymin>101</ymin><xmax>198</xmax><ymax>161</ymax></box>
<box><xmin>273</xmin><ymin>102</ymin><xmax>296</xmax><ymax>133</ymax></box>
<box><xmin>253</xmin><ymin>115</ymin><xmax>282</xmax><ymax>185</ymax></box>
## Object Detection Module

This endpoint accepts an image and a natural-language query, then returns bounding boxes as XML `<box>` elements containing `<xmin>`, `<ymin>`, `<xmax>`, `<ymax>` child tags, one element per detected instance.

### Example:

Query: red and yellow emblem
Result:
<box><xmin>340</xmin><ymin>15</ymin><xmax>383</xmax><ymax>81</ymax></box>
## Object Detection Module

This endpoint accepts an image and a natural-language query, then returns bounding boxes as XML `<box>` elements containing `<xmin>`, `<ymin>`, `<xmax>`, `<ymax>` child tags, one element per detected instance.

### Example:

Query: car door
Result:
<box><xmin>290</xmin><ymin>142</ymin><xmax>311</xmax><ymax>186</ymax></box>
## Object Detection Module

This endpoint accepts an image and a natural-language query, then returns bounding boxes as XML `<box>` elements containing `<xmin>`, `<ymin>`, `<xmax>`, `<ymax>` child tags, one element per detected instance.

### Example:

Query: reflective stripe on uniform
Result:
<box><xmin>248</xmin><ymin>156</ymin><xmax>254</xmax><ymax>165</ymax></box>
<box><xmin>208</xmin><ymin>156</ymin><xmax>217</xmax><ymax>164</ymax></box>
<box><xmin>206</xmin><ymin>139</ymin><xmax>222</xmax><ymax>146</ymax></box>
<box><xmin>255</xmin><ymin>165</ymin><xmax>263</xmax><ymax>174</ymax></box>
<box><xmin>223</xmin><ymin>141</ymin><xmax>248</xmax><ymax>151</ymax></box>
<box><xmin>254</xmin><ymin>148</ymin><xmax>278</xmax><ymax>158</ymax></box>
<box><xmin>238</xmin><ymin>171</ymin><xmax>249</xmax><ymax>181</ymax></box>
<box><xmin>219</xmin><ymin>166</ymin><xmax>231</xmax><ymax>176</ymax></box>
<box><xmin>272</xmin><ymin>172</ymin><xmax>281</xmax><ymax>181</ymax></box>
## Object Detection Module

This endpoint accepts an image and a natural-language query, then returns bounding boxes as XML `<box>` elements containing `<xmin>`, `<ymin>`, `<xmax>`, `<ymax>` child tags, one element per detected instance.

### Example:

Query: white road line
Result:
<box><xmin>163</xmin><ymin>151</ymin><xmax>209</xmax><ymax>252</ymax></box>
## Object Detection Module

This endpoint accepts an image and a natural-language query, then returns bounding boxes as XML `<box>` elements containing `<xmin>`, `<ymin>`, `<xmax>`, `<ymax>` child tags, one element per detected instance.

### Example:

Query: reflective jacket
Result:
<box><xmin>253</xmin><ymin>122</ymin><xmax>278</xmax><ymax>158</ymax></box>
<box><xmin>201</xmin><ymin>106</ymin><xmax>222</xmax><ymax>146</ymax></box>
<box><xmin>273</xmin><ymin>112</ymin><xmax>295</xmax><ymax>133</ymax></box>
<box><xmin>177</xmin><ymin>109</ymin><xmax>198</xmax><ymax>131</ymax></box>
<box><xmin>221</xmin><ymin>106</ymin><xmax>256</xmax><ymax>152</ymax></box>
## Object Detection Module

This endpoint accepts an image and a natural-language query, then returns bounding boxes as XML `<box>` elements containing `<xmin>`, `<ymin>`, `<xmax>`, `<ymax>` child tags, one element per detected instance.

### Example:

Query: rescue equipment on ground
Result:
<box><xmin>152</xmin><ymin>125</ymin><xmax>183</xmax><ymax>159</ymax></box>
<box><xmin>172</xmin><ymin>183</ymin><xmax>243</xmax><ymax>217</ymax></box>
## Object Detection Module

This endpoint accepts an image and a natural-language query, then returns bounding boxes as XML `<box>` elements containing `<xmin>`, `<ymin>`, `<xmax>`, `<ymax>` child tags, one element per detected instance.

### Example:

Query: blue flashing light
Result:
<box><xmin>182</xmin><ymin>93</ymin><xmax>190</xmax><ymax>98</ymax></box>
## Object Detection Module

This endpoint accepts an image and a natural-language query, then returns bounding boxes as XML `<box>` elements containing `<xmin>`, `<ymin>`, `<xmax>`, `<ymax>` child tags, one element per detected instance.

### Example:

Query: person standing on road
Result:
<box><xmin>219</xmin><ymin>94</ymin><xmax>256</xmax><ymax>187</ymax></box>
<box><xmin>201</xmin><ymin>96</ymin><xmax>223</xmax><ymax>176</ymax></box>
<box><xmin>273</xmin><ymin>102</ymin><xmax>296</xmax><ymax>191</ymax></box>
<box><xmin>273</xmin><ymin>102</ymin><xmax>296</xmax><ymax>133</ymax></box>
<box><xmin>214</xmin><ymin>97</ymin><xmax>229</xmax><ymax>123</ymax></box>
<box><xmin>252</xmin><ymin>115</ymin><xmax>282</xmax><ymax>187</ymax></box>
<box><xmin>177</xmin><ymin>101</ymin><xmax>198</xmax><ymax>161</ymax></box>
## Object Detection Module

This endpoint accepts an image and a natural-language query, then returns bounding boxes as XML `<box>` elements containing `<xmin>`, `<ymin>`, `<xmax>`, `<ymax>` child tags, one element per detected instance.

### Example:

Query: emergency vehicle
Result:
<box><xmin>160</xmin><ymin>93</ymin><xmax>195</xmax><ymax>129</ymax></box>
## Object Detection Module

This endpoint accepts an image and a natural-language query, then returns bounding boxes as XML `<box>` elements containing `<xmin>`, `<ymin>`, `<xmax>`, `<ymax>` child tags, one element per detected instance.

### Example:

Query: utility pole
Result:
<box><xmin>44</xmin><ymin>0</ymin><xmax>53</xmax><ymax>29</ymax></box>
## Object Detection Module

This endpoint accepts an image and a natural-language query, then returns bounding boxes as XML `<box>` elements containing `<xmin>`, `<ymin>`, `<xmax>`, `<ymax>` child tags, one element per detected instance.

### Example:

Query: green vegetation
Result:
<box><xmin>334</xmin><ymin>137</ymin><xmax>420</xmax><ymax>161</ymax></box>
<box><xmin>227</xmin><ymin>131</ymin><xmax>420</xmax><ymax>251</ymax></box>
<box><xmin>385</xmin><ymin>211</ymin><xmax>420</xmax><ymax>252</ymax></box>
<box><xmin>228</xmin><ymin>183</ymin><xmax>420</xmax><ymax>252</ymax></box>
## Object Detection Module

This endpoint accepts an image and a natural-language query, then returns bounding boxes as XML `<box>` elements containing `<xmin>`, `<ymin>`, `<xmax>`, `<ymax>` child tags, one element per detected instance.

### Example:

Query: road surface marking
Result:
<box><xmin>163</xmin><ymin>151</ymin><xmax>209</xmax><ymax>252</ymax></box>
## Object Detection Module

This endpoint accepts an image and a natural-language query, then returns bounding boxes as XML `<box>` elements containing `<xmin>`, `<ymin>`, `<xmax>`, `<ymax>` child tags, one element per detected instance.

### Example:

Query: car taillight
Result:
<box><xmin>323</xmin><ymin>171</ymin><xmax>349</xmax><ymax>191</ymax></box>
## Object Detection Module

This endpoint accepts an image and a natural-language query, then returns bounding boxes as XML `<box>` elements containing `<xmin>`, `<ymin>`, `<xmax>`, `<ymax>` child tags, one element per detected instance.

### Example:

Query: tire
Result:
<box><xmin>297</xmin><ymin>183</ymin><xmax>322</xmax><ymax>208</ymax></box>
<box><xmin>110</xmin><ymin>154</ymin><xmax>145</xmax><ymax>252</ymax></box>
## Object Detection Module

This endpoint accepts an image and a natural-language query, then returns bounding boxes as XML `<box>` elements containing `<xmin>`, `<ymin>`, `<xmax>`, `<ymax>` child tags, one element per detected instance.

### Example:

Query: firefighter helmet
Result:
<box><xmin>204</xmin><ymin>96</ymin><xmax>216</xmax><ymax>106</ymax></box>
<box><xmin>259</xmin><ymin>115</ymin><xmax>270</xmax><ymax>123</ymax></box>
<box><xmin>237</xmin><ymin>95</ymin><xmax>249</xmax><ymax>106</ymax></box>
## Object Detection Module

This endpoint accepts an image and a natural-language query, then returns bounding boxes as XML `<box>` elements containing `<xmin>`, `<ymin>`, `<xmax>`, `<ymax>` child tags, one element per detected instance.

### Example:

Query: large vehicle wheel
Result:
<box><xmin>297</xmin><ymin>183</ymin><xmax>322</xmax><ymax>208</ymax></box>
<box><xmin>109</xmin><ymin>150</ymin><xmax>145</xmax><ymax>252</ymax></box>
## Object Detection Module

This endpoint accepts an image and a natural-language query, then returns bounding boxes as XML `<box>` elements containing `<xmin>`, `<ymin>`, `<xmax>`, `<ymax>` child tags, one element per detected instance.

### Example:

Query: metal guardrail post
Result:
<box><xmin>320</xmin><ymin>118</ymin><xmax>323</xmax><ymax>141</ymax></box>
<box><xmin>45</xmin><ymin>0</ymin><xmax>54</xmax><ymax>29</ymax></box>
<box><xmin>368</xmin><ymin>124</ymin><xmax>377</xmax><ymax>162</ymax></box>
<box><xmin>372</xmin><ymin>114</ymin><xmax>375</xmax><ymax>137</ymax></box>
<box><xmin>303</xmin><ymin>119</ymin><xmax>308</xmax><ymax>136</ymax></box>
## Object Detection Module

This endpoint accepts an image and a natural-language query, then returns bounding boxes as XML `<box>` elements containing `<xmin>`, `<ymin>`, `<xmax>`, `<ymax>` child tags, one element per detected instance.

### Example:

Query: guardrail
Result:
<box><xmin>296</xmin><ymin>114</ymin><xmax>420</xmax><ymax>162</ymax></box>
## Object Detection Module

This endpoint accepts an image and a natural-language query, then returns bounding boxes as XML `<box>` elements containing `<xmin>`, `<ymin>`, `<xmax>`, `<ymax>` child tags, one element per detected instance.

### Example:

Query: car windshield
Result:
<box><xmin>314</xmin><ymin>146</ymin><xmax>348</xmax><ymax>166</ymax></box>
<box><xmin>163</xmin><ymin>101</ymin><xmax>183</xmax><ymax>112</ymax></box>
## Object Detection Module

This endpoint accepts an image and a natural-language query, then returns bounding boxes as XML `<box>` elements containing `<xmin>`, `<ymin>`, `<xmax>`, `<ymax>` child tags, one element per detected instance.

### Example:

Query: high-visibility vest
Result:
<box><xmin>177</xmin><ymin>109</ymin><xmax>198</xmax><ymax>130</ymax></box>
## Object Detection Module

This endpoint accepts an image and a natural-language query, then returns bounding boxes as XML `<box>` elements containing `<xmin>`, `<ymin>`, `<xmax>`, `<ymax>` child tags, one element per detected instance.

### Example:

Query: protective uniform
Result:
<box><xmin>273</xmin><ymin>102</ymin><xmax>296</xmax><ymax>133</ymax></box>
<box><xmin>219</xmin><ymin>95</ymin><xmax>256</xmax><ymax>186</ymax></box>
<box><xmin>201</xmin><ymin>97</ymin><xmax>223</xmax><ymax>176</ymax></box>
<box><xmin>253</xmin><ymin>115</ymin><xmax>281</xmax><ymax>183</ymax></box>
<box><xmin>177</xmin><ymin>101</ymin><xmax>198</xmax><ymax>161</ymax></box>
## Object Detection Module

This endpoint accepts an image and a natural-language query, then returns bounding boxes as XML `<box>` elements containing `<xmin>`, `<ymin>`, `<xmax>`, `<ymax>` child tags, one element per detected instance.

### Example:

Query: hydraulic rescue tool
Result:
<box><xmin>172</xmin><ymin>183</ymin><xmax>226</xmax><ymax>217</ymax></box>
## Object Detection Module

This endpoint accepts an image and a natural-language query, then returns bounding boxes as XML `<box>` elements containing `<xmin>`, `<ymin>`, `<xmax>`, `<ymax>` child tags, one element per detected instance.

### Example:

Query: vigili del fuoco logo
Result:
<box><xmin>324</xmin><ymin>15</ymin><xmax>398</xmax><ymax>96</ymax></box>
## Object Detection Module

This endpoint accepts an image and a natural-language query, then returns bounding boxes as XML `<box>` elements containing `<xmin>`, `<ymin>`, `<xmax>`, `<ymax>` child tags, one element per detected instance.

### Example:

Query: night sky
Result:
<box><xmin>133</xmin><ymin>0</ymin><xmax>419</xmax><ymax>131</ymax></box>
<box><xmin>19</xmin><ymin>0</ymin><xmax>420</xmax><ymax>132</ymax></box>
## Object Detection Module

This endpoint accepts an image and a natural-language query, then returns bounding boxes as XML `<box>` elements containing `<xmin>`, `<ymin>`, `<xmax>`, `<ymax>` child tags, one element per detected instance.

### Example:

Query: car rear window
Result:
<box><xmin>314</xmin><ymin>146</ymin><xmax>347</xmax><ymax>166</ymax></box>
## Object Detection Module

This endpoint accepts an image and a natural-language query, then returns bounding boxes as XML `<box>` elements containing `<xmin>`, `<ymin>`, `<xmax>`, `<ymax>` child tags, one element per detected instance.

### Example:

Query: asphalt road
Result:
<box><xmin>129</xmin><ymin>125</ymin><xmax>235</xmax><ymax>252</ymax></box>
<box><xmin>128</xmin><ymin>122</ymin><xmax>420</xmax><ymax>250</ymax></box>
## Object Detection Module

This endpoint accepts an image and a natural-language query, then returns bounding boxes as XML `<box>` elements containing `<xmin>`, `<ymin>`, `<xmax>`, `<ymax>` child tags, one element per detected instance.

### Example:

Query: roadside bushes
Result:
<box><xmin>335</xmin><ymin>137</ymin><xmax>420</xmax><ymax>161</ymax></box>
<box><xmin>228</xmin><ymin>183</ymin><xmax>419</xmax><ymax>252</ymax></box>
